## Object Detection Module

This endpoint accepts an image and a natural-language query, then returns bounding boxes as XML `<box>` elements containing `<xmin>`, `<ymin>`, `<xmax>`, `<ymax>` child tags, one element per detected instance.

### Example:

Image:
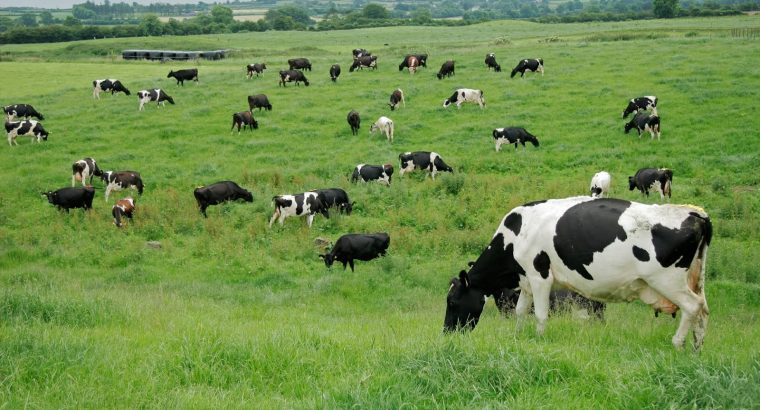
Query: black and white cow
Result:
<box><xmin>269</xmin><ymin>191</ymin><xmax>329</xmax><ymax>228</ymax></box>
<box><xmin>510</xmin><ymin>58</ymin><xmax>544</xmax><ymax>78</ymax></box>
<box><xmin>278</xmin><ymin>70</ymin><xmax>310</xmax><ymax>87</ymax></box>
<box><xmin>330</xmin><ymin>64</ymin><xmax>341</xmax><ymax>82</ymax></box>
<box><xmin>444</xmin><ymin>196</ymin><xmax>712</xmax><ymax>351</ymax></box>
<box><xmin>347</xmin><ymin>110</ymin><xmax>361</xmax><ymax>135</ymax></box>
<box><xmin>484</xmin><ymin>53</ymin><xmax>501</xmax><ymax>72</ymax></box>
<box><xmin>247</xmin><ymin>94</ymin><xmax>272</xmax><ymax>111</ymax></box>
<box><xmin>231</xmin><ymin>111</ymin><xmax>259</xmax><ymax>133</ymax></box>
<box><xmin>437</xmin><ymin>60</ymin><xmax>455</xmax><ymax>80</ymax></box>
<box><xmin>6</xmin><ymin>120</ymin><xmax>48</xmax><ymax>146</ymax></box>
<box><xmin>193</xmin><ymin>180</ymin><xmax>253</xmax><ymax>217</ymax></box>
<box><xmin>92</xmin><ymin>79</ymin><xmax>131</xmax><ymax>99</ymax></box>
<box><xmin>351</xmin><ymin>164</ymin><xmax>394</xmax><ymax>186</ymax></box>
<box><xmin>388</xmin><ymin>89</ymin><xmax>405</xmax><ymax>111</ymax></box>
<box><xmin>167</xmin><ymin>68</ymin><xmax>199</xmax><ymax>86</ymax></box>
<box><xmin>622</xmin><ymin>96</ymin><xmax>658</xmax><ymax>118</ymax></box>
<box><xmin>112</xmin><ymin>197</ymin><xmax>135</xmax><ymax>228</ymax></box>
<box><xmin>3</xmin><ymin>104</ymin><xmax>44</xmax><ymax>121</ymax></box>
<box><xmin>399</xmin><ymin>151</ymin><xmax>453</xmax><ymax>179</ymax></box>
<box><xmin>625</xmin><ymin>112</ymin><xmax>661</xmax><ymax>140</ymax></box>
<box><xmin>492</xmin><ymin>127</ymin><xmax>540</xmax><ymax>151</ymax></box>
<box><xmin>443</xmin><ymin>88</ymin><xmax>485</xmax><ymax>109</ymax></box>
<box><xmin>42</xmin><ymin>186</ymin><xmax>95</xmax><ymax>212</ymax></box>
<box><xmin>246</xmin><ymin>63</ymin><xmax>267</xmax><ymax>79</ymax></box>
<box><xmin>629</xmin><ymin>168</ymin><xmax>673</xmax><ymax>200</ymax></box>
<box><xmin>352</xmin><ymin>48</ymin><xmax>370</xmax><ymax>58</ymax></box>
<box><xmin>350</xmin><ymin>55</ymin><xmax>378</xmax><ymax>72</ymax></box>
<box><xmin>288</xmin><ymin>58</ymin><xmax>312</xmax><ymax>71</ymax></box>
<box><xmin>314</xmin><ymin>188</ymin><xmax>354</xmax><ymax>215</ymax></box>
<box><xmin>398</xmin><ymin>54</ymin><xmax>428</xmax><ymax>71</ymax></box>
<box><xmin>137</xmin><ymin>89</ymin><xmax>175</xmax><ymax>111</ymax></box>
<box><xmin>319</xmin><ymin>233</ymin><xmax>390</xmax><ymax>271</ymax></box>
<box><xmin>590</xmin><ymin>171</ymin><xmax>611</xmax><ymax>198</ymax></box>
<box><xmin>100</xmin><ymin>170</ymin><xmax>144</xmax><ymax>201</ymax></box>
<box><xmin>370</xmin><ymin>116</ymin><xmax>394</xmax><ymax>142</ymax></box>
<box><xmin>72</xmin><ymin>157</ymin><xmax>102</xmax><ymax>187</ymax></box>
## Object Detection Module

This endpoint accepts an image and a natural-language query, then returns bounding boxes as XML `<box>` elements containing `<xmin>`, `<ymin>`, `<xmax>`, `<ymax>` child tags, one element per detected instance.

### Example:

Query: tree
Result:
<box><xmin>362</xmin><ymin>3</ymin><xmax>388</xmax><ymax>19</ymax></box>
<box><xmin>63</xmin><ymin>16</ymin><xmax>82</xmax><ymax>27</ymax></box>
<box><xmin>411</xmin><ymin>7</ymin><xmax>432</xmax><ymax>24</ymax></box>
<box><xmin>653</xmin><ymin>0</ymin><xmax>678</xmax><ymax>17</ymax></box>
<box><xmin>211</xmin><ymin>5</ymin><xmax>234</xmax><ymax>25</ymax></box>
<box><xmin>18</xmin><ymin>14</ymin><xmax>38</xmax><ymax>27</ymax></box>
<box><xmin>265</xmin><ymin>6</ymin><xmax>313</xmax><ymax>27</ymax></box>
<box><xmin>72</xmin><ymin>5</ymin><xmax>96</xmax><ymax>20</ymax></box>
<box><xmin>140</xmin><ymin>14</ymin><xmax>163</xmax><ymax>36</ymax></box>
<box><xmin>40</xmin><ymin>11</ymin><xmax>55</xmax><ymax>25</ymax></box>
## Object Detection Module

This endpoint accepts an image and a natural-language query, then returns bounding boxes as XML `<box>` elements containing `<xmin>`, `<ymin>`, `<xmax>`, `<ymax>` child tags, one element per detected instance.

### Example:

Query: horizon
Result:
<box><xmin>0</xmin><ymin>0</ymin><xmax>196</xmax><ymax>8</ymax></box>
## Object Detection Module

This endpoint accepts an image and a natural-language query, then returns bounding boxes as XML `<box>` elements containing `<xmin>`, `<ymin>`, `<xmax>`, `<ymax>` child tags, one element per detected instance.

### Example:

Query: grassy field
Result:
<box><xmin>1</xmin><ymin>15</ymin><xmax>759</xmax><ymax>408</ymax></box>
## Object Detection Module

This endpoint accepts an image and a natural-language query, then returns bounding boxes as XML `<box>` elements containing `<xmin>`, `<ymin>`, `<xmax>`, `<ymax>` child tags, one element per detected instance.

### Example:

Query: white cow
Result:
<box><xmin>443</xmin><ymin>88</ymin><xmax>485</xmax><ymax>109</ymax></box>
<box><xmin>370</xmin><ymin>116</ymin><xmax>394</xmax><ymax>143</ymax></box>
<box><xmin>590</xmin><ymin>171</ymin><xmax>611</xmax><ymax>198</ymax></box>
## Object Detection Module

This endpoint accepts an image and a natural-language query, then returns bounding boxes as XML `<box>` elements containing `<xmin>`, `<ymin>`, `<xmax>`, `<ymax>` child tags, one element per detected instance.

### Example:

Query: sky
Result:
<box><xmin>0</xmin><ymin>0</ymin><xmax>194</xmax><ymax>8</ymax></box>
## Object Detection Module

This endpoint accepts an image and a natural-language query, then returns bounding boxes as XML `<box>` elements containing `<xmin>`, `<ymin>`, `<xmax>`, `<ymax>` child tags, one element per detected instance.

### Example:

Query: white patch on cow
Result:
<box><xmin>429</xmin><ymin>152</ymin><xmax>441</xmax><ymax>179</ymax></box>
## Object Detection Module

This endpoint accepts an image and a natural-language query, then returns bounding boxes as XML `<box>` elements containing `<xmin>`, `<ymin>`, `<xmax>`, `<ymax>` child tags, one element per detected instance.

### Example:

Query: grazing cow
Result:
<box><xmin>347</xmin><ymin>110</ymin><xmax>361</xmax><ymax>135</ymax></box>
<box><xmin>350</xmin><ymin>56</ymin><xmax>378</xmax><ymax>72</ymax></box>
<box><xmin>351</xmin><ymin>164</ymin><xmax>394</xmax><ymax>186</ymax></box>
<box><xmin>3</xmin><ymin>104</ymin><xmax>44</xmax><ymax>121</ymax></box>
<box><xmin>625</xmin><ymin>112</ymin><xmax>661</xmax><ymax>140</ymax></box>
<box><xmin>112</xmin><ymin>197</ymin><xmax>135</xmax><ymax>228</ymax></box>
<box><xmin>288</xmin><ymin>58</ymin><xmax>312</xmax><ymax>71</ymax></box>
<box><xmin>42</xmin><ymin>186</ymin><xmax>95</xmax><ymax>212</ymax></box>
<box><xmin>72</xmin><ymin>157</ymin><xmax>102</xmax><ymax>187</ymax></box>
<box><xmin>443</xmin><ymin>88</ymin><xmax>485</xmax><ymax>109</ymax></box>
<box><xmin>92</xmin><ymin>79</ymin><xmax>131</xmax><ymax>99</ymax></box>
<box><xmin>370</xmin><ymin>116</ymin><xmax>394</xmax><ymax>142</ymax></box>
<box><xmin>622</xmin><ymin>96</ymin><xmax>658</xmax><ymax>118</ymax></box>
<box><xmin>278</xmin><ymin>70</ymin><xmax>310</xmax><ymax>87</ymax></box>
<box><xmin>399</xmin><ymin>151</ymin><xmax>453</xmax><ymax>179</ymax></box>
<box><xmin>399</xmin><ymin>54</ymin><xmax>428</xmax><ymax>71</ymax></box>
<box><xmin>330</xmin><ymin>64</ymin><xmax>341</xmax><ymax>82</ymax></box>
<box><xmin>137</xmin><ymin>89</ymin><xmax>174</xmax><ymax>111</ymax></box>
<box><xmin>444</xmin><ymin>196</ymin><xmax>712</xmax><ymax>351</ymax></box>
<box><xmin>319</xmin><ymin>233</ymin><xmax>390</xmax><ymax>271</ymax></box>
<box><xmin>629</xmin><ymin>168</ymin><xmax>673</xmax><ymax>200</ymax></box>
<box><xmin>437</xmin><ymin>60</ymin><xmax>455</xmax><ymax>80</ymax></box>
<box><xmin>231</xmin><ymin>111</ymin><xmax>259</xmax><ymax>133</ymax></box>
<box><xmin>100</xmin><ymin>170</ymin><xmax>144</xmax><ymax>201</ymax></box>
<box><xmin>510</xmin><ymin>58</ymin><xmax>544</xmax><ymax>78</ymax></box>
<box><xmin>6</xmin><ymin>120</ymin><xmax>48</xmax><ymax>146</ymax></box>
<box><xmin>167</xmin><ymin>68</ymin><xmax>199</xmax><ymax>86</ymax></box>
<box><xmin>247</xmin><ymin>94</ymin><xmax>272</xmax><ymax>111</ymax></box>
<box><xmin>314</xmin><ymin>188</ymin><xmax>354</xmax><ymax>215</ymax></box>
<box><xmin>246</xmin><ymin>63</ymin><xmax>267</xmax><ymax>79</ymax></box>
<box><xmin>269</xmin><ymin>191</ymin><xmax>329</xmax><ymax>228</ymax></box>
<box><xmin>484</xmin><ymin>53</ymin><xmax>501</xmax><ymax>72</ymax></box>
<box><xmin>352</xmin><ymin>48</ymin><xmax>370</xmax><ymax>58</ymax></box>
<box><xmin>492</xmin><ymin>127</ymin><xmax>540</xmax><ymax>151</ymax></box>
<box><xmin>590</xmin><ymin>171</ymin><xmax>611</xmax><ymax>198</ymax></box>
<box><xmin>193</xmin><ymin>180</ymin><xmax>253</xmax><ymax>217</ymax></box>
<box><xmin>406</xmin><ymin>56</ymin><xmax>419</xmax><ymax>74</ymax></box>
<box><xmin>388</xmin><ymin>89</ymin><xmax>405</xmax><ymax>111</ymax></box>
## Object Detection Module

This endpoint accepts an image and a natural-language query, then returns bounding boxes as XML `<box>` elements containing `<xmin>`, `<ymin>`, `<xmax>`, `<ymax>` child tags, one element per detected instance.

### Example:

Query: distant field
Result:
<box><xmin>0</xmin><ymin>16</ymin><xmax>759</xmax><ymax>408</ymax></box>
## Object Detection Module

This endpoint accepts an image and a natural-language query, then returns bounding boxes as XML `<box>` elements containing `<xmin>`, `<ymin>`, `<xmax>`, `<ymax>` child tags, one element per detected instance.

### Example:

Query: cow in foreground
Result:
<box><xmin>6</xmin><ymin>120</ymin><xmax>48</xmax><ymax>146</ymax></box>
<box><xmin>370</xmin><ymin>116</ymin><xmax>394</xmax><ymax>142</ymax></box>
<box><xmin>492</xmin><ymin>127</ymin><xmax>540</xmax><ymax>151</ymax></box>
<box><xmin>625</xmin><ymin>112</ymin><xmax>661</xmax><ymax>140</ymax></box>
<box><xmin>270</xmin><ymin>191</ymin><xmax>329</xmax><ymax>228</ymax></box>
<box><xmin>443</xmin><ymin>89</ymin><xmax>485</xmax><ymax>109</ymax></box>
<box><xmin>288</xmin><ymin>58</ymin><xmax>312</xmax><ymax>71</ymax></box>
<box><xmin>629</xmin><ymin>168</ymin><xmax>673</xmax><ymax>200</ymax></box>
<box><xmin>100</xmin><ymin>170</ymin><xmax>144</xmax><ymax>201</ymax></box>
<box><xmin>350</xmin><ymin>56</ymin><xmax>378</xmax><ymax>72</ymax></box>
<box><xmin>388</xmin><ymin>89</ymin><xmax>405</xmax><ymax>111</ymax></box>
<box><xmin>4</xmin><ymin>104</ymin><xmax>44</xmax><ymax>121</ymax></box>
<box><xmin>347</xmin><ymin>110</ymin><xmax>361</xmax><ymax>135</ymax></box>
<box><xmin>622</xmin><ymin>96</ymin><xmax>658</xmax><ymax>118</ymax></box>
<box><xmin>330</xmin><ymin>64</ymin><xmax>341</xmax><ymax>82</ymax></box>
<box><xmin>92</xmin><ymin>79</ymin><xmax>131</xmax><ymax>99</ymax></box>
<box><xmin>279</xmin><ymin>70</ymin><xmax>310</xmax><ymax>87</ymax></box>
<box><xmin>194</xmin><ymin>181</ymin><xmax>253</xmax><ymax>217</ymax></box>
<box><xmin>444</xmin><ymin>196</ymin><xmax>712</xmax><ymax>351</ymax></box>
<box><xmin>137</xmin><ymin>89</ymin><xmax>174</xmax><ymax>111</ymax></box>
<box><xmin>231</xmin><ymin>111</ymin><xmax>258</xmax><ymax>133</ymax></box>
<box><xmin>314</xmin><ymin>188</ymin><xmax>354</xmax><ymax>215</ymax></box>
<box><xmin>246</xmin><ymin>63</ymin><xmax>267</xmax><ymax>79</ymax></box>
<box><xmin>247</xmin><ymin>94</ymin><xmax>272</xmax><ymax>111</ymax></box>
<box><xmin>510</xmin><ymin>58</ymin><xmax>544</xmax><ymax>78</ymax></box>
<box><xmin>399</xmin><ymin>151</ymin><xmax>453</xmax><ymax>179</ymax></box>
<box><xmin>72</xmin><ymin>157</ymin><xmax>102</xmax><ymax>187</ymax></box>
<box><xmin>42</xmin><ymin>186</ymin><xmax>95</xmax><ymax>212</ymax></box>
<box><xmin>590</xmin><ymin>171</ymin><xmax>611</xmax><ymax>198</ymax></box>
<box><xmin>484</xmin><ymin>53</ymin><xmax>501</xmax><ymax>72</ymax></box>
<box><xmin>167</xmin><ymin>68</ymin><xmax>198</xmax><ymax>86</ymax></box>
<box><xmin>319</xmin><ymin>233</ymin><xmax>390</xmax><ymax>271</ymax></box>
<box><xmin>351</xmin><ymin>164</ymin><xmax>393</xmax><ymax>186</ymax></box>
<box><xmin>112</xmin><ymin>197</ymin><xmax>135</xmax><ymax>228</ymax></box>
<box><xmin>437</xmin><ymin>60</ymin><xmax>455</xmax><ymax>80</ymax></box>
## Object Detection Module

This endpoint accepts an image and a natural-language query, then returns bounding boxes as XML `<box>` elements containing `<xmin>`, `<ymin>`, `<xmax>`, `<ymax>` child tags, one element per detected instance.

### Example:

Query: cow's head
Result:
<box><xmin>242</xmin><ymin>189</ymin><xmax>254</xmax><ymax>202</ymax></box>
<box><xmin>340</xmin><ymin>201</ymin><xmax>355</xmax><ymax>215</ymax></box>
<box><xmin>624</xmin><ymin>120</ymin><xmax>634</xmax><ymax>134</ymax></box>
<box><xmin>167</xmin><ymin>71</ymin><xmax>174</xmax><ymax>78</ymax></box>
<box><xmin>591</xmin><ymin>186</ymin><xmax>603</xmax><ymax>198</ymax></box>
<box><xmin>41</xmin><ymin>191</ymin><xmax>56</xmax><ymax>204</ymax></box>
<box><xmin>164</xmin><ymin>95</ymin><xmax>175</xmax><ymax>105</ymax></box>
<box><xmin>319</xmin><ymin>253</ymin><xmax>335</xmax><ymax>268</ymax></box>
<box><xmin>262</xmin><ymin>64</ymin><xmax>267</xmax><ymax>69</ymax></box>
<box><xmin>383</xmin><ymin>163</ymin><xmax>394</xmax><ymax>177</ymax></box>
<box><xmin>444</xmin><ymin>270</ymin><xmax>486</xmax><ymax>332</ymax></box>
<box><xmin>37</xmin><ymin>128</ymin><xmax>49</xmax><ymax>141</ymax></box>
<box><xmin>494</xmin><ymin>64</ymin><xmax>502</xmax><ymax>72</ymax></box>
<box><xmin>251</xmin><ymin>118</ymin><xmax>259</xmax><ymax>129</ymax></box>
<box><xmin>628</xmin><ymin>176</ymin><xmax>636</xmax><ymax>191</ymax></box>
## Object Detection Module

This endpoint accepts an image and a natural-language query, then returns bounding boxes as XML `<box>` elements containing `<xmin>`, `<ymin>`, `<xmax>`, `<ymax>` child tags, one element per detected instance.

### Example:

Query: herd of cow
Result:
<box><xmin>5</xmin><ymin>47</ymin><xmax>708</xmax><ymax>351</ymax></box>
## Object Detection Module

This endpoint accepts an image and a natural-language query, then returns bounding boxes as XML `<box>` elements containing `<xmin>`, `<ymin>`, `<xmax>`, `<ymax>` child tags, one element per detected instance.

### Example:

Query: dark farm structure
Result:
<box><xmin>122</xmin><ymin>49</ymin><xmax>227</xmax><ymax>61</ymax></box>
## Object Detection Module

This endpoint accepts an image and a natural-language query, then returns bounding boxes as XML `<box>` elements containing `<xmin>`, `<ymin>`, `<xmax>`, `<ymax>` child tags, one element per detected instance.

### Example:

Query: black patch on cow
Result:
<box><xmin>503</xmin><ymin>212</ymin><xmax>522</xmax><ymax>236</ymax></box>
<box><xmin>522</xmin><ymin>200</ymin><xmax>547</xmax><ymax>207</ymax></box>
<box><xmin>295</xmin><ymin>195</ymin><xmax>305</xmax><ymax>215</ymax></box>
<box><xmin>632</xmin><ymin>246</ymin><xmax>650</xmax><ymax>262</ymax></box>
<box><xmin>533</xmin><ymin>251</ymin><xmax>551</xmax><ymax>279</ymax></box>
<box><xmin>553</xmin><ymin>198</ymin><xmax>631</xmax><ymax>280</ymax></box>
<box><xmin>651</xmin><ymin>216</ymin><xmax>704</xmax><ymax>269</ymax></box>
<box><xmin>467</xmin><ymin>233</ymin><xmax>525</xmax><ymax>296</ymax></box>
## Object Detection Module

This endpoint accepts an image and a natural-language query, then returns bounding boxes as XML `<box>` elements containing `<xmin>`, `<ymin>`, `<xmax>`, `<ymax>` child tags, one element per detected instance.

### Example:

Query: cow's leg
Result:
<box><xmin>495</xmin><ymin>140</ymin><xmax>502</xmax><ymax>152</ymax></box>
<box><xmin>306</xmin><ymin>214</ymin><xmax>314</xmax><ymax>227</ymax></box>
<box><xmin>528</xmin><ymin>276</ymin><xmax>552</xmax><ymax>336</ymax></box>
<box><xmin>514</xmin><ymin>288</ymin><xmax>533</xmax><ymax>331</ymax></box>
<box><xmin>268</xmin><ymin>209</ymin><xmax>279</xmax><ymax>227</ymax></box>
<box><xmin>645</xmin><ymin>277</ymin><xmax>706</xmax><ymax>350</ymax></box>
<box><xmin>104</xmin><ymin>186</ymin><xmax>111</xmax><ymax>202</ymax></box>
<box><xmin>349</xmin><ymin>259</ymin><xmax>355</xmax><ymax>272</ymax></box>
<box><xmin>72</xmin><ymin>174</ymin><xmax>76</xmax><ymax>187</ymax></box>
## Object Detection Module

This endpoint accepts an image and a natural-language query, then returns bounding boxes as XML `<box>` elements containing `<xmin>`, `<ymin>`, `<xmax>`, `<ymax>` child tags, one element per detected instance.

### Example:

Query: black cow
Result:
<box><xmin>100</xmin><ymin>171</ymin><xmax>144</xmax><ymax>201</ymax></box>
<box><xmin>350</xmin><ymin>56</ymin><xmax>377</xmax><ymax>72</ymax></box>
<box><xmin>137</xmin><ymin>89</ymin><xmax>174</xmax><ymax>111</ymax></box>
<box><xmin>629</xmin><ymin>168</ymin><xmax>673</xmax><ymax>200</ymax></box>
<box><xmin>388</xmin><ymin>89</ymin><xmax>405</xmax><ymax>111</ymax></box>
<box><xmin>314</xmin><ymin>188</ymin><xmax>354</xmax><ymax>215</ymax></box>
<box><xmin>437</xmin><ymin>60</ymin><xmax>455</xmax><ymax>80</ymax></box>
<box><xmin>484</xmin><ymin>53</ymin><xmax>501</xmax><ymax>72</ymax></box>
<box><xmin>246</xmin><ymin>63</ymin><xmax>267</xmax><ymax>79</ymax></box>
<box><xmin>288</xmin><ymin>58</ymin><xmax>312</xmax><ymax>71</ymax></box>
<box><xmin>492</xmin><ymin>127</ymin><xmax>540</xmax><ymax>152</ymax></box>
<box><xmin>279</xmin><ymin>70</ymin><xmax>310</xmax><ymax>87</ymax></box>
<box><xmin>398</xmin><ymin>54</ymin><xmax>428</xmax><ymax>71</ymax></box>
<box><xmin>625</xmin><ymin>112</ymin><xmax>661</xmax><ymax>140</ymax></box>
<box><xmin>510</xmin><ymin>58</ymin><xmax>544</xmax><ymax>78</ymax></box>
<box><xmin>231</xmin><ymin>111</ymin><xmax>259</xmax><ymax>133</ymax></box>
<box><xmin>72</xmin><ymin>157</ymin><xmax>102</xmax><ymax>187</ymax></box>
<box><xmin>167</xmin><ymin>68</ymin><xmax>198</xmax><ymax>86</ymax></box>
<box><xmin>42</xmin><ymin>186</ymin><xmax>95</xmax><ymax>212</ymax></box>
<box><xmin>319</xmin><ymin>233</ymin><xmax>390</xmax><ymax>271</ymax></box>
<box><xmin>92</xmin><ymin>79</ymin><xmax>131</xmax><ymax>99</ymax></box>
<box><xmin>351</xmin><ymin>164</ymin><xmax>393</xmax><ymax>186</ymax></box>
<box><xmin>3</xmin><ymin>104</ymin><xmax>44</xmax><ymax>121</ymax></box>
<box><xmin>112</xmin><ymin>197</ymin><xmax>135</xmax><ymax>227</ymax></box>
<box><xmin>398</xmin><ymin>151</ymin><xmax>453</xmax><ymax>180</ymax></box>
<box><xmin>352</xmin><ymin>48</ymin><xmax>370</xmax><ymax>58</ymax></box>
<box><xmin>347</xmin><ymin>110</ymin><xmax>361</xmax><ymax>135</ymax></box>
<box><xmin>194</xmin><ymin>180</ymin><xmax>253</xmax><ymax>217</ymax></box>
<box><xmin>330</xmin><ymin>64</ymin><xmax>341</xmax><ymax>82</ymax></box>
<box><xmin>247</xmin><ymin>94</ymin><xmax>272</xmax><ymax>111</ymax></box>
<box><xmin>622</xmin><ymin>96</ymin><xmax>658</xmax><ymax>118</ymax></box>
<box><xmin>6</xmin><ymin>120</ymin><xmax>48</xmax><ymax>146</ymax></box>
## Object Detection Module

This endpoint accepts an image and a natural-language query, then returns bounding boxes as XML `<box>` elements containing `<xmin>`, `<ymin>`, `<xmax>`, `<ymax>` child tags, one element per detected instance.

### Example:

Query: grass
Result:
<box><xmin>0</xmin><ymin>15</ymin><xmax>759</xmax><ymax>408</ymax></box>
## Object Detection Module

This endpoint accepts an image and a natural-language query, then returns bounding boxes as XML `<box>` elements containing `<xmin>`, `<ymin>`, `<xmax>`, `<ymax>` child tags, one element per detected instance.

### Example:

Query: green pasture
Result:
<box><xmin>0</xmin><ymin>15</ymin><xmax>759</xmax><ymax>408</ymax></box>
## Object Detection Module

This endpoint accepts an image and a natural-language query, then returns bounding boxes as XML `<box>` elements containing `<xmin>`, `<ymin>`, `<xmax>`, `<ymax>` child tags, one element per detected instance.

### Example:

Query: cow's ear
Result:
<box><xmin>459</xmin><ymin>270</ymin><xmax>470</xmax><ymax>288</ymax></box>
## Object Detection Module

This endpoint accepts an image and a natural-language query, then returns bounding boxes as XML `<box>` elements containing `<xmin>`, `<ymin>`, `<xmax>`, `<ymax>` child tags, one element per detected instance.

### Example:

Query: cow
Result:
<box><xmin>350</xmin><ymin>56</ymin><xmax>378</xmax><ymax>72</ymax></box>
<box><xmin>443</xmin><ymin>196</ymin><xmax>712</xmax><ymax>351</ymax></box>
<box><xmin>112</xmin><ymin>197</ymin><xmax>135</xmax><ymax>228</ymax></box>
<box><xmin>288</xmin><ymin>58</ymin><xmax>312</xmax><ymax>71</ymax></box>
<box><xmin>388</xmin><ymin>89</ymin><xmax>405</xmax><ymax>111</ymax></box>
<box><xmin>137</xmin><ymin>89</ymin><xmax>174</xmax><ymax>111</ymax></box>
<box><xmin>406</xmin><ymin>56</ymin><xmax>419</xmax><ymax>74</ymax></box>
<box><xmin>351</xmin><ymin>164</ymin><xmax>393</xmax><ymax>186</ymax></box>
<box><xmin>347</xmin><ymin>110</ymin><xmax>361</xmax><ymax>135</ymax></box>
<box><xmin>42</xmin><ymin>186</ymin><xmax>95</xmax><ymax>212</ymax></box>
<box><xmin>167</xmin><ymin>68</ymin><xmax>198</xmax><ymax>86</ymax></box>
<box><xmin>92</xmin><ymin>79</ymin><xmax>131</xmax><ymax>99</ymax></box>
<box><xmin>278</xmin><ymin>70</ymin><xmax>310</xmax><ymax>87</ymax></box>
<box><xmin>437</xmin><ymin>60</ymin><xmax>455</xmax><ymax>80</ymax></box>
<box><xmin>510</xmin><ymin>58</ymin><xmax>544</xmax><ymax>78</ymax></box>
<box><xmin>590</xmin><ymin>171</ymin><xmax>611</xmax><ymax>198</ymax></box>
<box><xmin>193</xmin><ymin>180</ymin><xmax>253</xmax><ymax>217</ymax></box>
<box><xmin>231</xmin><ymin>111</ymin><xmax>258</xmax><ymax>133</ymax></box>
<box><xmin>314</xmin><ymin>188</ymin><xmax>354</xmax><ymax>215</ymax></box>
<box><xmin>625</xmin><ymin>112</ymin><xmax>661</xmax><ymax>140</ymax></box>
<box><xmin>629</xmin><ymin>168</ymin><xmax>673</xmax><ymax>200</ymax></box>
<box><xmin>492</xmin><ymin>127</ymin><xmax>540</xmax><ymax>151</ymax></box>
<box><xmin>398</xmin><ymin>151</ymin><xmax>453</xmax><ymax>179</ymax></box>
<box><xmin>269</xmin><ymin>191</ymin><xmax>329</xmax><ymax>228</ymax></box>
<box><xmin>352</xmin><ymin>48</ymin><xmax>370</xmax><ymax>58</ymax></box>
<box><xmin>72</xmin><ymin>157</ymin><xmax>102</xmax><ymax>187</ymax></box>
<box><xmin>329</xmin><ymin>64</ymin><xmax>341</xmax><ymax>82</ymax></box>
<box><xmin>246</xmin><ymin>63</ymin><xmax>267</xmax><ymax>79</ymax></box>
<box><xmin>484</xmin><ymin>53</ymin><xmax>501</xmax><ymax>72</ymax></box>
<box><xmin>443</xmin><ymin>88</ymin><xmax>485</xmax><ymax>109</ymax></box>
<box><xmin>247</xmin><ymin>94</ymin><xmax>272</xmax><ymax>111</ymax></box>
<box><xmin>370</xmin><ymin>116</ymin><xmax>394</xmax><ymax>142</ymax></box>
<box><xmin>6</xmin><ymin>120</ymin><xmax>48</xmax><ymax>146</ymax></box>
<box><xmin>398</xmin><ymin>54</ymin><xmax>428</xmax><ymax>71</ymax></box>
<box><xmin>319</xmin><ymin>233</ymin><xmax>390</xmax><ymax>272</ymax></box>
<box><xmin>100</xmin><ymin>170</ymin><xmax>144</xmax><ymax>201</ymax></box>
<box><xmin>622</xmin><ymin>96</ymin><xmax>658</xmax><ymax>118</ymax></box>
<box><xmin>3</xmin><ymin>104</ymin><xmax>44</xmax><ymax>121</ymax></box>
